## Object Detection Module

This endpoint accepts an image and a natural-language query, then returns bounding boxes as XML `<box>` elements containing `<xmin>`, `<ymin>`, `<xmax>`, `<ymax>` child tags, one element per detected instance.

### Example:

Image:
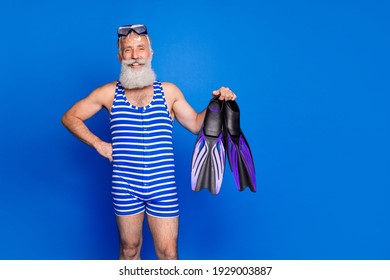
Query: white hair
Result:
<box><xmin>119</xmin><ymin>58</ymin><xmax>156</xmax><ymax>89</ymax></box>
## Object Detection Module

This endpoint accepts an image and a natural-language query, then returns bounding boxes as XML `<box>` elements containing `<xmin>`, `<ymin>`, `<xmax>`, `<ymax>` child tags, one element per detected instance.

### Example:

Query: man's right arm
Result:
<box><xmin>61</xmin><ymin>82</ymin><xmax>115</xmax><ymax>161</ymax></box>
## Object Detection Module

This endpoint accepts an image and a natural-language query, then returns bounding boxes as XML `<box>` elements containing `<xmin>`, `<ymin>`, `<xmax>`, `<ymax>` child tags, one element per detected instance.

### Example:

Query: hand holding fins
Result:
<box><xmin>191</xmin><ymin>96</ymin><xmax>257</xmax><ymax>194</ymax></box>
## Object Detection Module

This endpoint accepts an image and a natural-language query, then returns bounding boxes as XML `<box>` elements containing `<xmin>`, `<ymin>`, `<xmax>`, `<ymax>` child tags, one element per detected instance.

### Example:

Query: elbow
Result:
<box><xmin>61</xmin><ymin>112</ymin><xmax>73</xmax><ymax>129</ymax></box>
<box><xmin>183</xmin><ymin>123</ymin><xmax>201</xmax><ymax>135</ymax></box>
<box><xmin>188</xmin><ymin>117</ymin><xmax>203</xmax><ymax>135</ymax></box>
<box><xmin>190</xmin><ymin>129</ymin><xmax>200</xmax><ymax>135</ymax></box>
<box><xmin>179</xmin><ymin>112</ymin><xmax>204</xmax><ymax>135</ymax></box>
<box><xmin>61</xmin><ymin>113</ymin><xmax>68</xmax><ymax>127</ymax></box>
<box><xmin>192</xmin><ymin>113</ymin><xmax>205</xmax><ymax>134</ymax></box>
<box><xmin>192</xmin><ymin>125</ymin><xmax>202</xmax><ymax>135</ymax></box>
<box><xmin>61</xmin><ymin>114</ymin><xmax>66</xmax><ymax>126</ymax></box>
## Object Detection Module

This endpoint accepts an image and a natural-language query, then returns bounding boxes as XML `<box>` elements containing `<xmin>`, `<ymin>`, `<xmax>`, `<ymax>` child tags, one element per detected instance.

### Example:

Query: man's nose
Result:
<box><xmin>131</xmin><ymin>50</ymin><xmax>139</xmax><ymax>59</ymax></box>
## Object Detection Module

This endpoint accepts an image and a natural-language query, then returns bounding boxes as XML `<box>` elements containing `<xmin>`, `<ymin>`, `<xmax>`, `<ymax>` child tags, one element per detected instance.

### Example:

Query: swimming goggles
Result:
<box><xmin>117</xmin><ymin>24</ymin><xmax>148</xmax><ymax>38</ymax></box>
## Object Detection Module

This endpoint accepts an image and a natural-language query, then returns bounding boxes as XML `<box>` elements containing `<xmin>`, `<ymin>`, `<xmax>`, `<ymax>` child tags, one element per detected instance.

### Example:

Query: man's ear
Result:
<box><xmin>117</xmin><ymin>53</ymin><xmax>122</xmax><ymax>62</ymax></box>
<box><xmin>149</xmin><ymin>49</ymin><xmax>154</xmax><ymax>60</ymax></box>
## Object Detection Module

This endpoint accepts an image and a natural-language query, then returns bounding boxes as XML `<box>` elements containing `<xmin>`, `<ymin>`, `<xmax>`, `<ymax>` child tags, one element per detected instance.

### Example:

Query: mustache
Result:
<box><xmin>119</xmin><ymin>58</ymin><xmax>156</xmax><ymax>89</ymax></box>
<box><xmin>122</xmin><ymin>58</ymin><xmax>147</xmax><ymax>67</ymax></box>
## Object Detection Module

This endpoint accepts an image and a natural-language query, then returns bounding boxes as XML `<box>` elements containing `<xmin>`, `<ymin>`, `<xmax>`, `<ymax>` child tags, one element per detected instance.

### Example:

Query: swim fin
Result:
<box><xmin>224</xmin><ymin>100</ymin><xmax>257</xmax><ymax>192</ymax></box>
<box><xmin>191</xmin><ymin>97</ymin><xmax>225</xmax><ymax>194</ymax></box>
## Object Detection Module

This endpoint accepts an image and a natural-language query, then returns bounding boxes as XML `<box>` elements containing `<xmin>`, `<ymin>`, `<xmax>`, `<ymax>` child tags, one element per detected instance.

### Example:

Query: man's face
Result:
<box><xmin>119</xmin><ymin>32</ymin><xmax>153</xmax><ymax>67</ymax></box>
<box><xmin>118</xmin><ymin>32</ymin><xmax>156</xmax><ymax>89</ymax></box>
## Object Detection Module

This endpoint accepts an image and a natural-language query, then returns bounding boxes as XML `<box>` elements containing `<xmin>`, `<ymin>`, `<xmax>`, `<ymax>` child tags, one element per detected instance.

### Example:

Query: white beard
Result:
<box><xmin>119</xmin><ymin>59</ymin><xmax>156</xmax><ymax>89</ymax></box>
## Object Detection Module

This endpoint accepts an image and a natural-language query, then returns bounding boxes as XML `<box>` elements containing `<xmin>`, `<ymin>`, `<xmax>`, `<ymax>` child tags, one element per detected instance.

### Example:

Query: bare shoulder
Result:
<box><xmin>89</xmin><ymin>81</ymin><xmax>117</xmax><ymax>110</ymax></box>
<box><xmin>161</xmin><ymin>82</ymin><xmax>184</xmax><ymax>100</ymax></box>
<box><xmin>93</xmin><ymin>81</ymin><xmax>117</xmax><ymax>97</ymax></box>
<box><xmin>161</xmin><ymin>82</ymin><xmax>180</xmax><ymax>92</ymax></box>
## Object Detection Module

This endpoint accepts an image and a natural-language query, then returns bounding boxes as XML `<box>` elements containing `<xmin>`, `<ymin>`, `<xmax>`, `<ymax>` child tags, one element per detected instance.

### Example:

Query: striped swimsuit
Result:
<box><xmin>110</xmin><ymin>80</ymin><xmax>179</xmax><ymax>218</ymax></box>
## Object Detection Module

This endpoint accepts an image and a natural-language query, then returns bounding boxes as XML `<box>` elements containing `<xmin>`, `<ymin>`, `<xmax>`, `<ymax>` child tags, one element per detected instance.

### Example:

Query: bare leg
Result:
<box><xmin>147</xmin><ymin>215</ymin><xmax>179</xmax><ymax>260</ymax></box>
<box><xmin>116</xmin><ymin>212</ymin><xmax>145</xmax><ymax>260</ymax></box>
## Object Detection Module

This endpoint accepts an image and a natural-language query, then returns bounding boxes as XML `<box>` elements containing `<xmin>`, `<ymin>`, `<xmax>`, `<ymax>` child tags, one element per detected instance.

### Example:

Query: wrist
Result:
<box><xmin>91</xmin><ymin>137</ymin><xmax>103</xmax><ymax>150</ymax></box>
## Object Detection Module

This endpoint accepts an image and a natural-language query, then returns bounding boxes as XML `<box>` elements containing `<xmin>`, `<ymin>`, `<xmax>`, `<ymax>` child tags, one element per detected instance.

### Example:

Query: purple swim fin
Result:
<box><xmin>191</xmin><ymin>97</ymin><xmax>225</xmax><ymax>194</ymax></box>
<box><xmin>224</xmin><ymin>100</ymin><xmax>257</xmax><ymax>192</ymax></box>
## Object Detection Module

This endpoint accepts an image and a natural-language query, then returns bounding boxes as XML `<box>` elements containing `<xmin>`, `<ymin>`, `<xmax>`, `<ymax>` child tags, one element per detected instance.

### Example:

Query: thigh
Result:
<box><xmin>116</xmin><ymin>212</ymin><xmax>145</xmax><ymax>246</ymax></box>
<box><xmin>147</xmin><ymin>215</ymin><xmax>179</xmax><ymax>249</ymax></box>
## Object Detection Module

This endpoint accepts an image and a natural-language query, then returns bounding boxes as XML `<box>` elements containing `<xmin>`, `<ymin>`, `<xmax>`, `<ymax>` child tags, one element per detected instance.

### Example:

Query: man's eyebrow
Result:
<box><xmin>123</xmin><ymin>43</ymin><xmax>146</xmax><ymax>49</ymax></box>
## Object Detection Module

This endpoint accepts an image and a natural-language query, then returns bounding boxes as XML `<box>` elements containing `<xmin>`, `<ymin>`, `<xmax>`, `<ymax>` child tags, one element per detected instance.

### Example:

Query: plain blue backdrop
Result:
<box><xmin>0</xmin><ymin>0</ymin><xmax>389</xmax><ymax>259</ymax></box>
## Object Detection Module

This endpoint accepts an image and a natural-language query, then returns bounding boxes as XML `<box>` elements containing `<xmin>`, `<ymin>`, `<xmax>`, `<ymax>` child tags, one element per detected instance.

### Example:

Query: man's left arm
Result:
<box><xmin>163</xmin><ymin>83</ymin><xmax>236</xmax><ymax>134</ymax></box>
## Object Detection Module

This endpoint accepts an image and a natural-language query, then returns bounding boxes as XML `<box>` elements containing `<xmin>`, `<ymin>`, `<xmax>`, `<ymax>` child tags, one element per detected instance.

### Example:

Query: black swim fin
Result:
<box><xmin>191</xmin><ymin>97</ymin><xmax>226</xmax><ymax>194</ymax></box>
<box><xmin>224</xmin><ymin>100</ymin><xmax>257</xmax><ymax>192</ymax></box>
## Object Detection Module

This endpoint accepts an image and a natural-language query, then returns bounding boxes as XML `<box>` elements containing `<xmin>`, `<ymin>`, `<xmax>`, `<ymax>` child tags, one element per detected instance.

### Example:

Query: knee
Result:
<box><xmin>120</xmin><ymin>241</ymin><xmax>142</xmax><ymax>260</ymax></box>
<box><xmin>156</xmin><ymin>246</ymin><xmax>178</xmax><ymax>260</ymax></box>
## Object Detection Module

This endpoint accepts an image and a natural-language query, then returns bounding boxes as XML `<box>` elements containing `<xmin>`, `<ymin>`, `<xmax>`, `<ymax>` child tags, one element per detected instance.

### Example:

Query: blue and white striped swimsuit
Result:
<box><xmin>110</xmin><ymin>80</ymin><xmax>179</xmax><ymax>218</ymax></box>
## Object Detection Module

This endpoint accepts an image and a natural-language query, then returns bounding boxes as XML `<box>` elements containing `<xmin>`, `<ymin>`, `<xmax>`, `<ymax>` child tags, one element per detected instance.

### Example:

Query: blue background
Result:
<box><xmin>0</xmin><ymin>0</ymin><xmax>389</xmax><ymax>260</ymax></box>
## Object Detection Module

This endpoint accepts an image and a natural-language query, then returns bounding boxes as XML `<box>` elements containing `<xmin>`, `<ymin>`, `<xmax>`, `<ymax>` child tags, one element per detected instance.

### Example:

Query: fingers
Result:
<box><xmin>106</xmin><ymin>145</ymin><xmax>113</xmax><ymax>163</ymax></box>
<box><xmin>212</xmin><ymin>87</ymin><xmax>237</xmax><ymax>100</ymax></box>
<box><xmin>96</xmin><ymin>141</ymin><xmax>113</xmax><ymax>163</ymax></box>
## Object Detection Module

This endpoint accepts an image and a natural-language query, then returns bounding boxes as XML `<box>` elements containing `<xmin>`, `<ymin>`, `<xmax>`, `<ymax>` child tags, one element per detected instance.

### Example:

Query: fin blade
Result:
<box><xmin>191</xmin><ymin>132</ymin><xmax>225</xmax><ymax>194</ymax></box>
<box><xmin>227</xmin><ymin>134</ymin><xmax>241</xmax><ymax>191</ymax></box>
<box><xmin>238</xmin><ymin>135</ymin><xmax>257</xmax><ymax>192</ymax></box>
<box><xmin>227</xmin><ymin>133</ymin><xmax>257</xmax><ymax>192</ymax></box>
<box><xmin>191</xmin><ymin>132</ymin><xmax>208</xmax><ymax>191</ymax></box>
<box><xmin>191</xmin><ymin>97</ymin><xmax>225</xmax><ymax>194</ymax></box>
<box><xmin>211</xmin><ymin>134</ymin><xmax>225</xmax><ymax>194</ymax></box>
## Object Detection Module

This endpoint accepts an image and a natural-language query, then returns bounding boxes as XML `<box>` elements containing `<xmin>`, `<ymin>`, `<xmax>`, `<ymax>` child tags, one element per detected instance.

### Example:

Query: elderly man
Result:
<box><xmin>62</xmin><ymin>24</ymin><xmax>236</xmax><ymax>260</ymax></box>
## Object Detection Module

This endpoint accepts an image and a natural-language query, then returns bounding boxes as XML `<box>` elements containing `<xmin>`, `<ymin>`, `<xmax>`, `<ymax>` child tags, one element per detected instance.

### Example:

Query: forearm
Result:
<box><xmin>61</xmin><ymin>114</ymin><xmax>104</xmax><ymax>149</ymax></box>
